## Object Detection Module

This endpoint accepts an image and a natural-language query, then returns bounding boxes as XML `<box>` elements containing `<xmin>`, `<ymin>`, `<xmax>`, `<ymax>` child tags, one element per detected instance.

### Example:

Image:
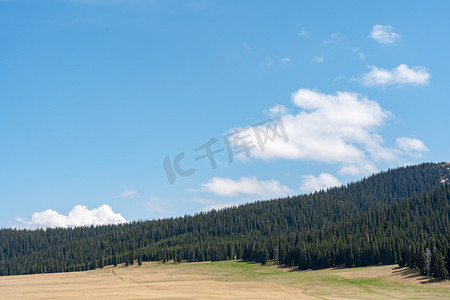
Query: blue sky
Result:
<box><xmin>1</xmin><ymin>0</ymin><xmax>449</xmax><ymax>228</ymax></box>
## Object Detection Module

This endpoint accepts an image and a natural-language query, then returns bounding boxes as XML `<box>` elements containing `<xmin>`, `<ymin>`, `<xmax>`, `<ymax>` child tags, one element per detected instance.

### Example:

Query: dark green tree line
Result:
<box><xmin>0</xmin><ymin>163</ymin><xmax>448</xmax><ymax>278</ymax></box>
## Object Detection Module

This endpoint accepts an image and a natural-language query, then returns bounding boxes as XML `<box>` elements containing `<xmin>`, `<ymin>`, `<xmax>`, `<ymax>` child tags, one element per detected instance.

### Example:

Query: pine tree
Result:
<box><xmin>113</xmin><ymin>254</ymin><xmax>118</xmax><ymax>267</ymax></box>
<box><xmin>261</xmin><ymin>250</ymin><xmax>268</xmax><ymax>265</ymax></box>
<box><xmin>129</xmin><ymin>252</ymin><xmax>134</xmax><ymax>266</ymax></box>
<box><xmin>98</xmin><ymin>256</ymin><xmax>104</xmax><ymax>269</ymax></box>
<box><xmin>434</xmin><ymin>251</ymin><xmax>448</xmax><ymax>279</ymax></box>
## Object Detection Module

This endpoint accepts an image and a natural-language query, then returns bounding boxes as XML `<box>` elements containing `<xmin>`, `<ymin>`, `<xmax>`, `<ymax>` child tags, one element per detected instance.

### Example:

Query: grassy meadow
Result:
<box><xmin>0</xmin><ymin>260</ymin><xmax>449</xmax><ymax>299</ymax></box>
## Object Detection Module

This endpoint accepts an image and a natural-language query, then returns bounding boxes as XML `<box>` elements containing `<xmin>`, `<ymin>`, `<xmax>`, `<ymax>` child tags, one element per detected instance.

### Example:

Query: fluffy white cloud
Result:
<box><xmin>201</xmin><ymin>176</ymin><xmax>293</xmax><ymax>199</ymax></box>
<box><xmin>18</xmin><ymin>204</ymin><xmax>127</xmax><ymax>229</ymax></box>
<box><xmin>395</xmin><ymin>137</ymin><xmax>429</xmax><ymax>157</ymax></box>
<box><xmin>255</xmin><ymin>89</ymin><xmax>389</xmax><ymax>163</ymax></box>
<box><xmin>229</xmin><ymin>89</ymin><xmax>427</xmax><ymax>175</ymax></box>
<box><xmin>300</xmin><ymin>173</ymin><xmax>341</xmax><ymax>193</ymax></box>
<box><xmin>360</xmin><ymin>64</ymin><xmax>430</xmax><ymax>87</ymax></box>
<box><xmin>117</xmin><ymin>188</ymin><xmax>138</xmax><ymax>198</ymax></box>
<box><xmin>369</xmin><ymin>25</ymin><xmax>400</xmax><ymax>44</ymax></box>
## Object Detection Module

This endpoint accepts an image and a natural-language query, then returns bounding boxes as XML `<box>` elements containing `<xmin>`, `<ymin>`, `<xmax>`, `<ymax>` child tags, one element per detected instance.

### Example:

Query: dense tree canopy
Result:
<box><xmin>1</xmin><ymin>163</ymin><xmax>449</xmax><ymax>278</ymax></box>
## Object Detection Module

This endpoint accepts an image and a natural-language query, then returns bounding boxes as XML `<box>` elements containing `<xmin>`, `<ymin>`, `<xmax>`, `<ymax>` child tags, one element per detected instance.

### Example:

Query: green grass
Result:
<box><xmin>143</xmin><ymin>260</ymin><xmax>450</xmax><ymax>299</ymax></box>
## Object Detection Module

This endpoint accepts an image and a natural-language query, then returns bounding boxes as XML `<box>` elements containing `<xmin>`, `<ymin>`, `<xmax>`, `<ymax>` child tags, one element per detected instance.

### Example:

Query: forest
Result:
<box><xmin>0</xmin><ymin>162</ymin><xmax>449</xmax><ymax>279</ymax></box>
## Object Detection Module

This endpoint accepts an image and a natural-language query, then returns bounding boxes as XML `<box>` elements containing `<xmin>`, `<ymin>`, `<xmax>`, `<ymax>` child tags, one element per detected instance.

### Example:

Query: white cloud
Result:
<box><xmin>339</xmin><ymin>164</ymin><xmax>362</xmax><ymax>175</ymax></box>
<box><xmin>260</xmin><ymin>89</ymin><xmax>389</xmax><ymax>164</ymax></box>
<box><xmin>360</xmin><ymin>64</ymin><xmax>430</xmax><ymax>87</ymax></box>
<box><xmin>228</xmin><ymin>88</ymin><xmax>428</xmax><ymax>176</ymax></box>
<box><xmin>150</xmin><ymin>195</ymin><xmax>168</xmax><ymax>204</ymax></box>
<box><xmin>313</xmin><ymin>56</ymin><xmax>324</xmax><ymax>63</ymax></box>
<box><xmin>266</xmin><ymin>104</ymin><xmax>288</xmax><ymax>116</ymax></box>
<box><xmin>117</xmin><ymin>188</ymin><xmax>138</xmax><ymax>198</ymax></box>
<box><xmin>300</xmin><ymin>173</ymin><xmax>341</xmax><ymax>193</ymax></box>
<box><xmin>201</xmin><ymin>176</ymin><xmax>293</xmax><ymax>199</ymax></box>
<box><xmin>146</xmin><ymin>195</ymin><xmax>168</xmax><ymax>213</ymax></box>
<box><xmin>18</xmin><ymin>204</ymin><xmax>127</xmax><ymax>229</ymax></box>
<box><xmin>369</xmin><ymin>25</ymin><xmax>400</xmax><ymax>44</ymax></box>
<box><xmin>395</xmin><ymin>137</ymin><xmax>429</xmax><ymax>157</ymax></box>
<box><xmin>339</xmin><ymin>162</ymin><xmax>377</xmax><ymax>175</ymax></box>
<box><xmin>281</xmin><ymin>57</ymin><xmax>292</xmax><ymax>64</ymax></box>
<box><xmin>353</xmin><ymin>48</ymin><xmax>365</xmax><ymax>60</ymax></box>
<box><xmin>324</xmin><ymin>32</ymin><xmax>343</xmax><ymax>44</ymax></box>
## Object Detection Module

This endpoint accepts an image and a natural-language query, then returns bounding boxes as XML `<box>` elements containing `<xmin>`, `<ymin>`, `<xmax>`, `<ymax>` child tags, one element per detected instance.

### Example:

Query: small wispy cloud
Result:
<box><xmin>146</xmin><ymin>195</ymin><xmax>169</xmax><ymax>213</ymax></box>
<box><xmin>266</xmin><ymin>104</ymin><xmax>288</xmax><ymax>116</ymax></box>
<box><xmin>146</xmin><ymin>202</ymin><xmax>165</xmax><ymax>213</ymax></box>
<box><xmin>313</xmin><ymin>56</ymin><xmax>324</xmax><ymax>63</ymax></box>
<box><xmin>324</xmin><ymin>32</ymin><xmax>343</xmax><ymax>44</ymax></box>
<box><xmin>243</xmin><ymin>42</ymin><xmax>252</xmax><ymax>51</ymax></box>
<box><xmin>151</xmin><ymin>195</ymin><xmax>168</xmax><ymax>204</ymax></box>
<box><xmin>369</xmin><ymin>25</ymin><xmax>400</xmax><ymax>44</ymax></box>
<box><xmin>117</xmin><ymin>188</ymin><xmax>138</xmax><ymax>198</ymax></box>
<box><xmin>353</xmin><ymin>48</ymin><xmax>365</xmax><ymax>60</ymax></box>
<box><xmin>281</xmin><ymin>57</ymin><xmax>292</xmax><ymax>64</ymax></box>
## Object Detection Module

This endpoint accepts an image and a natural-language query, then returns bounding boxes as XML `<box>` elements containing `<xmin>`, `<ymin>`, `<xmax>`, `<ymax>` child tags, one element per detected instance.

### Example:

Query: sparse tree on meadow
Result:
<box><xmin>424</xmin><ymin>248</ymin><xmax>432</xmax><ymax>276</ymax></box>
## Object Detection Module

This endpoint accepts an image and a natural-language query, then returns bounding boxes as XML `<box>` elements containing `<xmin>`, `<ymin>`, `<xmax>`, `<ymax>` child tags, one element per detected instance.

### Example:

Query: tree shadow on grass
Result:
<box><xmin>392</xmin><ymin>267</ymin><xmax>446</xmax><ymax>284</ymax></box>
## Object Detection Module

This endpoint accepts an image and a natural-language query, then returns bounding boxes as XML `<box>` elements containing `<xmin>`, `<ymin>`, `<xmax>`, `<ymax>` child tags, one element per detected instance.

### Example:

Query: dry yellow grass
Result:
<box><xmin>0</xmin><ymin>261</ymin><xmax>449</xmax><ymax>299</ymax></box>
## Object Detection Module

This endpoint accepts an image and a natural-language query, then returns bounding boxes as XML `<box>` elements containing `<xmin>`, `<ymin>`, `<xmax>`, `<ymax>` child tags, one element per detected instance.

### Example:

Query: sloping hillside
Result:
<box><xmin>0</xmin><ymin>163</ymin><xmax>449</xmax><ymax>276</ymax></box>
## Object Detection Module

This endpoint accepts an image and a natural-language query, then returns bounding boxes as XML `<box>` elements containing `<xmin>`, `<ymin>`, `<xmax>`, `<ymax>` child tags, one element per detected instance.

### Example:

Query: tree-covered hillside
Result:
<box><xmin>0</xmin><ymin>163</ymin><xmax>449</xmax><ymax>277</ymax></box>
